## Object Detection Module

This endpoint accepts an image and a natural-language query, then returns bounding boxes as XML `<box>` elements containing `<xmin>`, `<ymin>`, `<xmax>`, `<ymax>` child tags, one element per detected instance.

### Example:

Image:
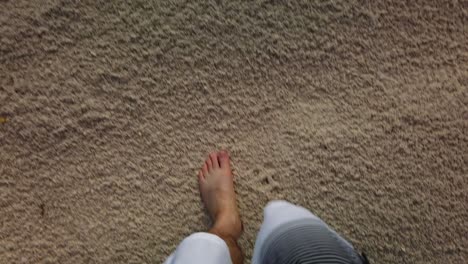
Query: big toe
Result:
<box><xmin>218</xmin><ymin>151</ymin><xmax>231</xmax><ymax>170</ymax></box>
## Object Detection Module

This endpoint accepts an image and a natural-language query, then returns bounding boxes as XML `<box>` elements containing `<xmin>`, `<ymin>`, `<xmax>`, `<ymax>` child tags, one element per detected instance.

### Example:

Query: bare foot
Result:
<box><xmin>198</xmin><ymin>151</ymin><xmax>242</xmax><ymax>239</ymax></box>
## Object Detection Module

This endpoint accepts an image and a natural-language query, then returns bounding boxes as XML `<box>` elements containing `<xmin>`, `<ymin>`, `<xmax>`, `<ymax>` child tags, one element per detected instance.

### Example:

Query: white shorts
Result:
<box><xmin>164</xmin><ymin>200</ymin><xmax>362</xmax><ymax>264</ymax></box>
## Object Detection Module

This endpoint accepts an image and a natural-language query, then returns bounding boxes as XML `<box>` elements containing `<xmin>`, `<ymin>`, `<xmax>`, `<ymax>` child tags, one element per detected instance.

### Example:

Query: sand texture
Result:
<box><xmin>1</xmin><ymin>0</ymin><xmax>467</xmax><ymax>263</ymax></box>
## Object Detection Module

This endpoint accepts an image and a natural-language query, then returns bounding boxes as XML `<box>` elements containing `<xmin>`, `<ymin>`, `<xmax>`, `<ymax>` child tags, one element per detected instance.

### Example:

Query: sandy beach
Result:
<box><xmin>1</xmin><ymin>1</ymin><xmax>467</xmax><ymax>263</ymax></box>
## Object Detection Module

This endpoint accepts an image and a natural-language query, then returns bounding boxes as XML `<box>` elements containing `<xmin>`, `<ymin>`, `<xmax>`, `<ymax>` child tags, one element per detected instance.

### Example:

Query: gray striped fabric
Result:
<box><xmin>259</xmin><ymin>219</ymin><xmax>364</xmax><ymax>264</ymax></box>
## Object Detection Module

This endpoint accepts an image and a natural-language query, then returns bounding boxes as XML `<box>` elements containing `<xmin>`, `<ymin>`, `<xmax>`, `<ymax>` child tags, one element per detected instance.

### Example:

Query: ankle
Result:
<box><xmin>212</xmin><ymin>212</ymin><xmax>243</xmax><ymax>239</ymax></box>
<box><xmin>208</xmin><ymin>228</ymin><xmax>244</xmax><ymax>264</ymax></box>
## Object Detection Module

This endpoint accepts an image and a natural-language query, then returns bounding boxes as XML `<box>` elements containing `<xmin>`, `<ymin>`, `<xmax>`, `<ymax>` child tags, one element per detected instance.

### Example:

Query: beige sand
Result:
<box><xmin>1</xmin><ymin>1</ymin><xmax>467</xmax><ymax>263</ymax></box>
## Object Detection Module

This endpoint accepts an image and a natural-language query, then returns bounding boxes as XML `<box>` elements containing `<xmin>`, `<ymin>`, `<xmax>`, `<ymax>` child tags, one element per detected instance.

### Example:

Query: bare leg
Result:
<box><xmin>198</xmin><ymin>151</ymin><xmax>243</xmax><ymax>264</ymax></box>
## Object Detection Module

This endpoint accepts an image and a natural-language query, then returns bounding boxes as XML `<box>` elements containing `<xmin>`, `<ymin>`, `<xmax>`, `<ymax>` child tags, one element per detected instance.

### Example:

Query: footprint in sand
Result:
<box><xmin>249</xmin><ymin>167</ymin><xmax>281</xmax><ymax>195</ymax></box>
